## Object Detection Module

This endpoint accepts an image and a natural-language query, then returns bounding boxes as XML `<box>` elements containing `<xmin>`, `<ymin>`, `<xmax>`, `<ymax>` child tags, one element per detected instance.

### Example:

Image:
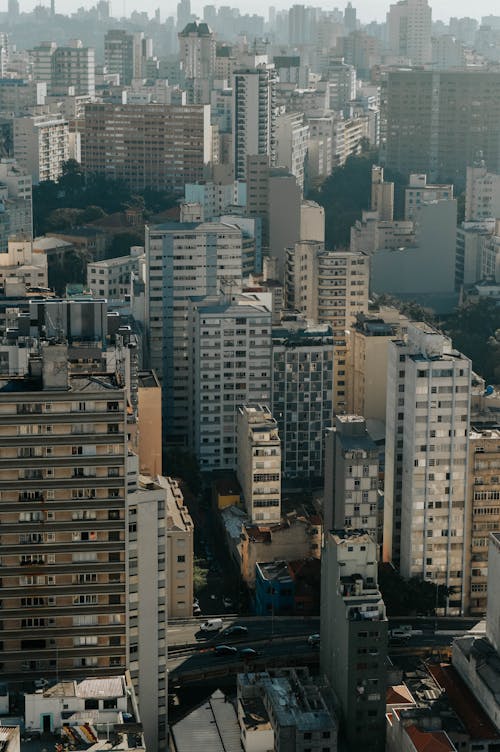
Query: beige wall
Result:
<box><xmin>138</xmin><ymin>381</ymin><xmax>162</xmax><ymax>477</ymax></box>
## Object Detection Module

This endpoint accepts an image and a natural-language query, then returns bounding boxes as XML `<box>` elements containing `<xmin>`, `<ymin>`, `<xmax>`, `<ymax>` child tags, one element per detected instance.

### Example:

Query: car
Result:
<box><xmin>223</xmin><ymin>596</ymin><xmax>234</xmax><ymax>608</ymax></box>
<box><xmin>307</xmin><ymin>634</ymin><xmax>320</xmax><ymax>647</ymax></box>
<box><xmin>34</xmin><ymin>678</ymin><xmax>49</xmax><ymax>689</ymax></box>
<box><xmin>221</xmin><ymin>625</ymin><xmax>248</xmax><ymax>637</ymax></box>
<box><xmin>200</xmin><ymin>618</ymin><xmax>223</xmax><ymax>632</ymax></box>
<box><xmin>214</xmin><ymin>645</ymin><xmax>238</xmax><ymax>656</ymax></box>
<box><xmin>239</xmin><ymin>647</ymin><xmax>259</xmax><ymax>657</ymax></box>
<box><xmin>193</xmin><ymin>605</ymin><xmax>202</xmax><ymax>616</ymax></box>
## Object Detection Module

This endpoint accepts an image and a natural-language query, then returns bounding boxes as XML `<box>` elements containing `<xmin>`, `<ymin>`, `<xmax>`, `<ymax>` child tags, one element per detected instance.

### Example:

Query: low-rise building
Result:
<box><xmin>237</xmin><ymin>668</ymin><xmax>337</xmax><ymax>751</ymax></box>
<box><xmin>87</xmin><ymin>247</ymin><xmax>145</xmax><ymax>300</ymax></box>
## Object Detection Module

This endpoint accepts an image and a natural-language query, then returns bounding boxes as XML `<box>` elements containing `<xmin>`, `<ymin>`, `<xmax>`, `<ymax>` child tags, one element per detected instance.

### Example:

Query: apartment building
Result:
<box><xmin>272</xmin><ymin>319</ymin><xmax>334</xmax><ymax>482</ymax></box>
<box><xmin>324</xmin><ymin>416</ymin><xmax>379</xmax><ymax>538</ymax></box>
<box><xmin>384</xmin><ymin>323</ymin><xmax>471</xmax><ymax>614</ymax></box>
<box><xmin>383</xmin><ymin>69</ymin><xmax>500</xmax><ymax>182</ymax></box>
<box><xmin>237</xmin><ymin>404</ymin><xmax>281</xmax><ymax>524</ymax></box>
<box><xmin>404</xmin><ymin>173</ymin><xmax>453</xmax><ymax>220</ymax></box>
<box><xmin>126</xmin><ymin>474</ymin><xmax>193</xmax><ymax>750</ymax></box>
<box><xmin>50</xmin><ymin>41</ymin><xmax>95</xmax><ymax>98</ymax></box>
<box><xmin>0</xmin><ymin>159</ymin><xmax>33</xmax><ymax>241</ymax></box>
<box><xmin>0</xmin><ymin>343</ymin><xmax>128</xmax><ymax>684</ymax></box>
<box><xmin>275</xmin><ymin>112</ymin><xmax>309</xmax><ymax>193</ymax></box>
<box><xmin>145</xmin><ymin>221</ymin><xmax>243</xmax><ymax>443</ymax></box>
<box><xmin>465</xmin><ymin>158</ymin><xmax>500</xmax><ymax>222</ymax></box>
<box><xmin>387</xmin><ymin>0</ymin><xmax>432</xmax><ymax>64</ymax></box>
<box><xmin>286</xmin><ymin>245</ymin><xmax>369</xmax><ymax>413</ymax></box>
<box><xmin>348</xmin><ymin>309</ymin><xmax>410</xmax><ymax>422</ymax></box>
<box><xmin>104</xmin><ymin>30</ymin><xmax>134</xmax><ymax>85</ymax></box>
<box><xmin>232</xmin><ymin>67</ymin><xmax>276</xmax><ymax>180</ymax></box>
<box><xmin>13</xmin><ymin>114</ymin><xmax>69</xmax><ymax>184</ymax></box>
<box><xmin>81</xmin><ymin>103</ymin><xmax>212</xmax><ymax>193</ymax></box>
<box><xmin>188</xmin><ymin>294</ymin><xmax>272</xmax><ymax>469</ymax></box>
<box><xmin>464</xmin><ymin>419</ymin><xmax>500</xmax><ymax>617</ymax></box>
<box><xmin>321</xmin><ymin>530</ymin><xmax>387</xmax><ymax>752</ymax></box>
<box><xmin>0</xmin><ymin>239</ymin><xmax>48</xmax><ymax>289</ymax></box>
<box><xmin>87</xmin><ymin>247</ymin><xmax>145</xmax><ymax>300</ymax></box>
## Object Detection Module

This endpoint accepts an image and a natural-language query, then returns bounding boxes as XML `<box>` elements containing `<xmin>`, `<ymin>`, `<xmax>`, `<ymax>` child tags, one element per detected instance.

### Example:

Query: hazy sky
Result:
<box><xmin>16</xmin><ymin>0</ymin><xmax>498</xmax><ymax>23</ymax></box>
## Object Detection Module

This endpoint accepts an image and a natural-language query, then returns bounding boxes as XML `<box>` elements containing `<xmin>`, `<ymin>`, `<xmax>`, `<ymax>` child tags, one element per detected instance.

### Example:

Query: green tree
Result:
<box><xmin>444</xmin><ymin>298</ymin><xmax>500</xmax><ymax>383</ymax></box>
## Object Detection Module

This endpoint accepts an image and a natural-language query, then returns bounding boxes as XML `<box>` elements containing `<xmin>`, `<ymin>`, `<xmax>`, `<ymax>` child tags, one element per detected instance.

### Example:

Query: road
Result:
<box><xmin>168</xmin><ymin>617</ymin><xmax>479</xmax><ymax>685</ymax></box>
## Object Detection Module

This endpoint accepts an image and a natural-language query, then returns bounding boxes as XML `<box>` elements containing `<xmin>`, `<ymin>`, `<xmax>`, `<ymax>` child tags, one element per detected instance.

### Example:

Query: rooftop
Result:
<box><xmin>170</xmin><ymin>690</ymin><xmax>241</xmax><ymax>752</ymax></box>
<box><xmin>40</xmin><ymin>677</ymin><xmax>126</xmax><ymax>699</ymax></box>
<box><xmin>405</xmin><ymin>722</ymin><xmax>455</xmax><ymax>752</ymax></box>
<box><xmin>239</xmin><ymin>696</ymin><xmax>271</xmax><ymax>732</ymax></box>
<box><xmin>257</xmin><ymin>560</ymin><xmax>293</xmax><ymax>584</ymax></box>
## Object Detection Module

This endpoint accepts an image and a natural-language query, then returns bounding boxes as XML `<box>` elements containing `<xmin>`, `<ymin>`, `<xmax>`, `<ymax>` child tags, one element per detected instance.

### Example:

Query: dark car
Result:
<box><xmin>240</xmin><ymin>647</ymin><xmax>259</xmax><ymax>658</ymax></box>
<box><xmin>221</xmin><ymin>625</ymin><xmax>248</xmax><ymax>638</ymax></box>
<box><xmin>214</xmin><ymin>644</ymin><xmax>238</xmax><ymax>656</ymax></box>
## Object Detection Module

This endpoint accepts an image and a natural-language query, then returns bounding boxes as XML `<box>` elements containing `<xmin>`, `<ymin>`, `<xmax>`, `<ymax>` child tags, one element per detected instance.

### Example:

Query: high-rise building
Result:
<box><xmin>371</xmin><ymin>165</ymin><xmax>394</xmax><ymax>221</ymax></box>
<box><xmin>145</xmin><ymin>221</ymin><xmax>243</xmax><ymax>443</ymax></box>
<box><xmin>237</xmin><ymin>404</ymin><xmax>281</xmax><ymax>523</ymax></box>
<box><xmin>324</xmin><ymin>415</ymin><xmax>379</xmax><ymax>538</ymax></box>
<box><xmin>387</xmin><ymin>0</ymin><xmax>432</xmax><ymax>64</ymax></box>
<box><xmin>178</xmin><ymin>21</ymin><xmax>215</xmax><ymax>103</ymax></box>
<box><xmin>13</xmin><ymin>114</ymin><xmax>69</xmax><ymax>184</ymax></box>
<box><xmin>50</xmin><ymin>41</ymin><xmax>95</xmax><ymax>98</ymax></box>
<box><xmin>344</xmin><ymin>2</ymin><xmax>357</xmax><ymax>34</ymax></box>
<box><xmin>288</xmin><ymin>5</ymin><xmax>317</xmax><ymax>46</ymax></box>
<box><xmin>384</xmin><ymin>323</ymin><xmax>471</xmax><ymax>614</ymax></box>
<box><xmin>272</xmin><ymin>319</ymin><xmax>334</xmax><ymax>481</ymax></box>
<box><xmin>104</xmin><ymin>30</ymin><xmax>134</xmax><ymax>85</ymax></box>
<box><xmin>188</xmin><ymin>294</ymin><xmax>272</xmax><ymax>469</ymax></box>
<box><xmin>0</xmin><ymin>343</ymin><xmax>128</xmax><ymax>683</ymax></box>
<box><xmin>0</xmin><ymin>158</ymin><xmax>32</xmax><ymax>242</ymax></box>
<box><xmin>383</xmin><ymin>70</ymin><xmax>500</xmax><ymax>183</ymax></box>
<box><xmin>81</xmin><ymin>103</ymin><xmax>212</xmax><ymax>193</ymax></box>
<box><xmin>275</xmin><ymin>112</ymin><xmax>309</xmax><ymax>193</ymax></box>
<box><xmin>232</xmin><ymin>68</ymin><xmax>276</xmax><ymax>180</ymax></box>
<box><xmin>321</xmin><ymin>530</ymin><xmax>387</xmax><ymax>752</ymax></box>
<box><xmin>286</xmin><ymin>245</ymin><xmax>369</xmax><ymax>412</ymax></box>
<box><xmin>31</xmin><ymin>41</ymin><xmax>57</xmax><ymax>85</ymax></box>
<box><xmin>465</xmin><ymin>157</ymin><xmax>500</xmax><ymax>222</ymax></box>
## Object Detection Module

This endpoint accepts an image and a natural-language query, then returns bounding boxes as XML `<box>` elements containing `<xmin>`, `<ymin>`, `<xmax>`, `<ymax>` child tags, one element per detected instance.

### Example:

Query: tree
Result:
<box><xmin>444</xmin><ymin>298</ymin><xmax>500</xmax><ymax>383</ymax></box>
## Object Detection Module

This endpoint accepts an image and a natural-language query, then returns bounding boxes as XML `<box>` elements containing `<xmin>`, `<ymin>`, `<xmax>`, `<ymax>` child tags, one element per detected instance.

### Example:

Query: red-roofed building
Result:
<box><xmin>387</xmin><ymin>708</ymin><xmax>457</xmax><ymax>752</ymax></box>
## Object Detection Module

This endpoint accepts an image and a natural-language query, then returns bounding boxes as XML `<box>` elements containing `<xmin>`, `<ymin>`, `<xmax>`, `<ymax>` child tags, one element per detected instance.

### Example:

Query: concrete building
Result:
<box><xmin>170</xmin><ymin>690</ymin><xmax>241</xmax><ymax>751</ymax></box>
<box><xmin>81</xmin><ymin>103</ymin><xmax>211</xmax><ymax>194</ymax></box>
<box><xmin>145</xmin><ymin>221</ymin><xmax>243</xmax><ymax>443</ymax></box>
<box><xmin>87</xmin><ymin>247</ymin><xmax>145</xmax><ymax>300</ymax></box>
<box><xmin>404</xmin><ymin>173</ymin><xmax>453</xmax><ymax>220</ymax></box>
<box><xmin>104</xmin><ymin>30</ymin><xmax>134</xmax><ymax>85</ymax></box>
<box><xmin>383</xmin><ymin>69</ymin><xmax>500</xmax><ymax>183</ymax></box>
<box><xmin>0</xmin><ymin>79</ymin><xmax>46</xmax><ymax>114</ymax></box>
<box><xmin>323</xmin><ymin>59</ymin><xmax>356</xmax><ymax>110</ymax></box>
<box><xmin>456</xmin><ymin>220</ymin><xmax>495</xmax><ymax>289</ymax></box>
<box><xmin>275</xmin><ymin>111</ymin><xmax>309</xmax><ymax>193</ymax></box>
<box><xmin>188</xmin><ymin>294</ymin><xmax>272</xmax><ymax>470</ymax></box>
<box><xmin>0</xmin><ymin>343</ymin><xmax>128</xmax><ymax>683</ymax></box>
<box><xmin>136</xmin><ymin>371</ymin><xmax>162</xmax><ymax>478</ymax></box>
<box><xmin>13</xmin><ymin>114</ymin><xmax>69</xmax><ymax>184</ymax></box>
<box><xmin>184</xmin><ymin>180</ymin><xmax>243</xmax><ymax>220</ymax></box>
<box><xmin>384</xmin><ymin>323</ymin><xmax>471</xmax><ymax>614</ymax></box>
<box><xmin>453</xmin><ymin>534</ymin><xmax>500</xmax><ymax>733</ymax></box>
<box><xmin>232</xmin><ymin>67</ymin><xmax>276</xmax><ymax>180</ymax></box>
<box><xmin>286</xmin><ymin>244</ymin><xmax>369</xmax><ymax>413</ymax></box>
<box><xmin>237</xmin><ymin>404</ymin><xmax>281</xmax><ymax>523</ymax></box>
<box><xmin>237</xmin><ymin>668</ymin><xmax>337</xmax><ymax>751</ymax></box>
<box><xmin>348</xmin><ymin>309</ymin><xmax>410</xmax><ymax>423</ymax></box>
<box><xmin>31</xmin><ymin>40</ymin><xmax>57</xmax><ymax>85</ymax></box>
<box><xmin>324</xmin><ymin>416</ymin><xmax>379</xmax><ymax>537</ymax></box>
<box><xmin>0</xmin><ymin>239</ymin><xmax>48</xmax><ymax>289</ymax></box>
<box><xmin>465</xmin><ymin>159</ymin><xmax>500</xmax><ymax>222</ymax></box>
<box><xmin>272</xmin><ymin>319</ymin><xmax>334</xmax><ymax>482</ymax></box>
<box><xmin>321</xmin><ymin>530</ymin><xmax>387</xmax><ymax>752</ymax></box>
<box><xmin>371</xmin><ymin>165</ymin><xmax>394</xmax><ymax>221</ymax></box>
<box><xmin>0</xmin><ymin>158</ymin><xmax>33</xmax><ymax>241</ymax></box>
<box><xmin>387</xmin><ymin>0</ymin><xmax>432</xmax><ymax>64</ymax></box>
<box><xmin>51</xmin><ymin>40</ymin><xmax>95</xmax><ymax>97</ymax></box>
<box><xmin>178</xmin><ymin>21</ymin><xmax>215</xmax><ymax>103</ymax></box>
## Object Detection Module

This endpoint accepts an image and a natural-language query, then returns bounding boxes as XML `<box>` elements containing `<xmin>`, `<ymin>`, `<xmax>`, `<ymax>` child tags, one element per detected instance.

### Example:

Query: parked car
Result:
<box><xmin>221</xmin><ymin>625</ymin><xmax>248</xmax><ymax>638</ymax></box>
<box><xmin>214</xmin><ymin>645</ymin><xmax>238</xmax><ymax>656</ymax></box>
<box><xmin>193</xmin><ymin>604</ymin><xmax>202</xmax><ymax>616</ymax></box>
<box><xmin>240</xmin><ymin>647</ymin><xmax>259</xmax><ymax>657</ymax></box>
<box><xmin>200</xmin><ymin>618</ymin><xmax>223</xmax><ymax>633</ymax></box>
<box><xmin>307</xmin><ymin>633</ymin><xmax>320</xmax><ymax>647</ymax></box>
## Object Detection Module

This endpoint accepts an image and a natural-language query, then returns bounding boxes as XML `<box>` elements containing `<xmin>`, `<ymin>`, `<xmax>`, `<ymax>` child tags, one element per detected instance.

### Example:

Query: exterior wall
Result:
<box><xmin>81</xmin><ymin>103</ymin><xmax>211</xmax><ymax>193</ymax></box>
<box><xmin>145</xmin><ymin>222</ymin><xmax>243</xmax><ymax>443</ymax></box>
<box><xmin>237</xmin><ymin>405</ymin><xmax>281</xmax><ymax>524</ymax></box>
<box><xmin>137</xmin><ymin>375</ymin><xmax>162</xmax><ymax>478</ymax></box>
<box><xmin>486</xmin><ymin>534</ymin><xmax>500</xmax><ymax>653</ymax></box>
<box><xmin>0</xmin><ymin>365</ymin><xmax>128</xmax><ymax>682</ymax></box>
<box><xmin>232</xmin><ymin>68</ymin><xmax>276</xmax><ymax>181</ymax></box>
<box><xmin>13</xmin><ymin>115</ymin><xmax>69</xmax><ymax>184</ymax></box>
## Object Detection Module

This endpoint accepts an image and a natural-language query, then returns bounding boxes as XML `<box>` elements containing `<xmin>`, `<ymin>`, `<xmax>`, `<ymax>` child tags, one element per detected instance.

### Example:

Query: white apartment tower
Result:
<box><xmin>188</xmin><ymin>294</ymin><xmax>272</xmax><ymax>470</ymax></box>
<box><xmin>387</xmin><ymin>0</ymin><xmax>432</xmax><ymax>65</ymax></box>
<box><xmin>237</xmin><ymin>404</ymin><xmax>281</xmax><ymax>523</ymax></box>
<box><xmin>51</xmin><ymin>41</ymin><xmax>96</xmax><ymax>98</ymax></box>
<box><xmin>13</xmin><ymin>114</ymin><xmax>69</xmax><ymax>184</ymax></box>
<box><xmin>384</xmin><ymin>323</ymin><xmax>471</xmax><ymax>615</ymax></box>
<box><xmin>145</xmin><ymin>221</ymin><xmax>243</xmax><ymax>444</ymax></box>
<box><xmin>178</xmin><ymin>21</ymin><xmax>215</xmax><ymax>79</ymax></box>
<box><xmin>275</xmin><ymin>112</ymin><xmax>309</xmax><ymax>193</ymax></box>
<box><xmin>232</xmin><ymin>67</ymin><xmax>276</xmax><ymax>180</ymax></box>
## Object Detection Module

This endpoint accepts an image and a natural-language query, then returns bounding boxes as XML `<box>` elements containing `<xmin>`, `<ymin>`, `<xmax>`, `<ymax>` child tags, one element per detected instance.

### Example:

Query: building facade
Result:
<box><xmin>232</xmin><ymin>67</ymin><xmax>276</xmax><ymax>180</ymax></box>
